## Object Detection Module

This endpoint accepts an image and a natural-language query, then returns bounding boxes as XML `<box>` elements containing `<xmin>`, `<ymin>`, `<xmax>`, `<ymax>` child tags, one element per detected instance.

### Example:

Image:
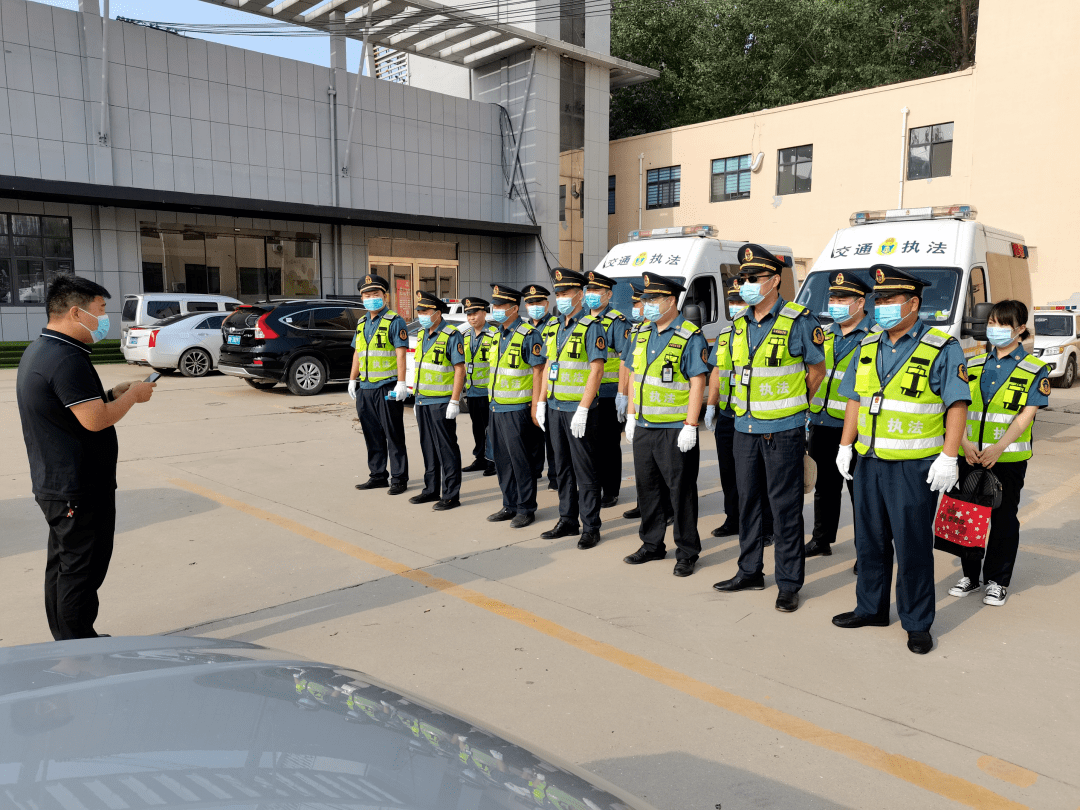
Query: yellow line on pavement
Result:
<box><xmin>172</xmin><ymin>477</ymin><xmax>1027</xmax><ymax>810</ymax></box>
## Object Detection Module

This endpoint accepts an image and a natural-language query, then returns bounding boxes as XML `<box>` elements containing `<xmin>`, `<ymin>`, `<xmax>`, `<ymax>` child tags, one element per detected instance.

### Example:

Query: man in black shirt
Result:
<box><xmin>16</xmin><ymin>275</ymin><xmax>156</xmax><ymax>640</ymax></box>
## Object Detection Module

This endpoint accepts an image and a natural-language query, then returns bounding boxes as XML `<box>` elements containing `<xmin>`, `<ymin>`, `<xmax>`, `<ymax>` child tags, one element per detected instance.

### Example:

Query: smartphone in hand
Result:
<box><xmin>144</xmin><ymin>372</ymin><xmax>162</xmax><ymax>383</ymax></box>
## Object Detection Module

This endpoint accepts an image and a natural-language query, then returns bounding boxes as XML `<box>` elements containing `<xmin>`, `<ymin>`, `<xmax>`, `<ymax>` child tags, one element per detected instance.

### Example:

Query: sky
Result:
<box><xmin>35</xmin><ymin>0</ymin><xmax>367</xmax><ymax>70</ymax></box>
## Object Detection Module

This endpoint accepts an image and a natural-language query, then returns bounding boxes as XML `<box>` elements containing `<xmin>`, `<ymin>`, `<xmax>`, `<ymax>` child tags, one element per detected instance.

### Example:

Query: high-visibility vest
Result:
<box><xmin>853</xmin><ymin>326</ymin><xmax>952</xmax><ymax>460</ymax></box>
<box><xmin>489</xmin><ymin>322</ymin><xmax>535</xmax><ymax>405</ymax></box>
<box><xmin>730</xmin><ymin>302</ymin><xmax>811</xmax><ymax>420</ymax></box>
<box><xmin>539</xmin><ymin>316</ymin><xmax>559</xmax><ymax>346</ymax></box>
<box><xmin>961</xmin><ymin>352</ymin><xmax>1047</xmax><ymax>462</ymax></box>
<box><xmin>354</xmin><ymin>310</ymin><xmax>400</xmax><ymax>383</ymax></box>
<box><xmin>631</xmin><ymin>319</ymin><xmax>701</xmax><ymax>423</ymax></box>
<box><xmin>414</xmin><ymin>323</ymin><xmax>457</xmax><ymax>398</ymax></box>
<box><xmin>464</xmin><ymin>326</ymin><xmax>496</xmax><ymax>392</ymax></box>
<box><xmin>810</xmin><ymin>325</ymin><xmax>882</xmax><ymax>419</ymax></box>
<box><xmin>546</xmin><ymin>315</ymin><xmax>600</xmax><ymax>402</ymax></box>
<box><xmin>598</xmin><ymin>307</ymin><xmax>627</xmax><ymax>386</ymax></box>
<box><xmin>714</xmin><ymin>327</ymin><xmax>735</xmax><ymax>413</ymax></box>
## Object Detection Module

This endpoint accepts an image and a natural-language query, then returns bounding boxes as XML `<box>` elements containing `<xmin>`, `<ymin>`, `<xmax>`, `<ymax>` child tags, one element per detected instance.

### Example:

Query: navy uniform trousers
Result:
<box><xmin>549</xmin><ymin>407</ymin><xmax>602</xmax><ymax>533</ymax></box>
<box><xmin>634</xmin><ymin>426</ymin><xmax>701</xmax><ymax>562</ymax></box>
<box><xmin>491</xmin><ymin>409</ymin><xmax>538</xmax><ymax>515</ymax></box>
<box><xmin>414</xmin><ymin>402</ymin><xmax>462</xmax><ymax>501</ymax></box>
<box><xmin>713</xmin><ymin>414</ymin><xmax>774</xmax><ymax>538</ymax></box>
<box><xmin>808</xmin><ymin>423</ymin><xmax>856</xmax><ymax>546</ymax></box>
<box><xmin>854</xmin><ymin>455</ymin><xmax>937</xmax><ymax>631</ymax></box>
<box><xmin>958</xmin><ymin>457</ymin><xmax>1027</xmax><ymax>587</ymax></box>
<box><xmin>466</xmin><ymin>395</ymin><xmax>490</xmax><ymax>461</ymax></box>
<box><xmin>733</xmin><ymin>427</ymin><xmax>805</xmax><ymax>592</ymax></box>
<box><xmin>595</xmin><ymin>396</ymin><xmax>623</xmax><ymax>501</ymax></box>
<box><xmin>356</xmin><ymin>383</ymin><xmax>408</xmax><ymax>486</ymax></box>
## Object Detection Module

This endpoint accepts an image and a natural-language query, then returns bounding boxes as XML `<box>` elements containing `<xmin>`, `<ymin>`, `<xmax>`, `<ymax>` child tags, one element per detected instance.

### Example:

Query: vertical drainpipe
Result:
<box><xmin>898</xmin><ymin>106</ymin><xmax>910</xmax><ymax>209</ymax></box>
<box><xmin>99</xmin><ymin>0</ymin><xmax>110</xmax><ymax>145</ymax></box>
<box><xmin>637</xmin><ymin>152</ymin><xmax>644</xmax><ymax>230</ymax></box>
<box><xmin>329</xmin><ymin>83</ymin><xmax>339</xmax><ymax>295</ymax></box>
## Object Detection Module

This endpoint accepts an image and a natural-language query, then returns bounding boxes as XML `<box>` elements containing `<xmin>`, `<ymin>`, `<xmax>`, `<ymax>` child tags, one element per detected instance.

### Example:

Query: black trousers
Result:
<box><xmin>634</xmin><ymin>426</ymin><xmax>701</xmax><ymax>562</ymax></box>
<box><xmin>492</xmin><ymin>409</ymin><xmax>538</xmax><ymax>514</ymax></box>
<box><xmin>356</xmin><ymin>384</ymin><xmax>408</xmax><ymax>486</ymax></box>
<box><xmin>415</xmin><ymin>402</ymin><xmax>462</xmax><ymax>500</ymax></box>
<box><xmin>37</xmin><ymin>491</ymin><xmax>116</xmax><ymax>640</ymax></box>
<box><xmin>527</xmin><ymin>420</ymin><xmax>547</xmax><ymax>479</ymax></box>
<box><xmin>733</xmin><ymin>428</ymin><xmax>805</xmax><ymax>592</ymax></box>
<box><xmin>959</xmin><ymin>457</ymin><xmax>1027</xmax><ymax>587</ymax></box>
<box><xmin>596</xmin><ymin>397</ymin><xmax>623</xmax><ymax>501</ymax></box>
<box><xmin>714</xmin><ymin>415</ymin><xmax>772</xmax><ymax>537</ymax></box>
<box><xmin>549</xmin><ymin>407</ymin><xmax>602</xmax><ymax>532</ymax></box>
<box><xmin>808</xmin><ymin>423</ymin><xmax>856</xmax><ymax>546</ymax></box>
<box><xmin>466</xmin><ymin>395</ymin><xmax>490</xmax><ymax>460</ymax></box>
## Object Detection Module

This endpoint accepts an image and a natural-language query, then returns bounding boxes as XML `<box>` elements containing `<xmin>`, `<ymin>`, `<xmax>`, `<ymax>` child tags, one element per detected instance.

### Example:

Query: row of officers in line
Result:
<box><xmin>347</xmin><ymin>246</ymin><xmax>1049</xmax><ymax>656</ymax></box>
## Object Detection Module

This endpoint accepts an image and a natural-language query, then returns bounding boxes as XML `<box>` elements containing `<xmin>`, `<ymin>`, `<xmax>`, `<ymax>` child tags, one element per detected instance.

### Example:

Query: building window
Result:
<box><xmin>711</xmin><ymin>155</ymin><xmax>751</xmax><ymax>202</ymax></box>
<box><xmin>559</xmin><ymin>185</ymin><xmax>567</xmax><ymax>222</ymax></box>
<box><xmin>646</xmin><ymin>166</ymin><xmax>680</xmax><ymax>210</ymax></box>
<box><xmin>908</xmin><ymin>122</ymin><xmax>953</xmax><ymax>180</ymax></box>
<box><xmin>0</xmin><ymin>215</ymin><xmax>74</xmax><ymax>305</ymax></box>
<box><xmin>608</xmin><ymin>175</ymin><xmax>616</xmax><ymax>215</ymax></box>
<box><xmin>777</xmin><ymin>146</ymin><xmax>812</xmax><ymax>195</ymax></box>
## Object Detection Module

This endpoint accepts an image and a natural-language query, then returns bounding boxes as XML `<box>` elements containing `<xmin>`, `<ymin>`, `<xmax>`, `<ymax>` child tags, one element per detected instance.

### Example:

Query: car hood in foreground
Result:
<box><xmin>0</xmin><ymin>636</ymin><xmax>653</xmax><ymax>810</ymax></box>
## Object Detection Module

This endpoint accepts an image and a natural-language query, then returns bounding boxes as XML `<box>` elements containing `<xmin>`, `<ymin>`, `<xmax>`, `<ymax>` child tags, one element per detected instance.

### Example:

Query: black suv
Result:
<box><xmin>218</xmin><ymin>299</ymin><xmax>365</xmax><ymax>395</ymax></box>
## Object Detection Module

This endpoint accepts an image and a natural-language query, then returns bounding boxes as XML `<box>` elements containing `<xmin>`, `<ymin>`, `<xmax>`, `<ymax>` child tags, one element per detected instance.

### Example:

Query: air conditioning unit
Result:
<box><xmin>172</xmin><ymin>282</ymin><xmax>187</xmax><ymax>293</ymax></box>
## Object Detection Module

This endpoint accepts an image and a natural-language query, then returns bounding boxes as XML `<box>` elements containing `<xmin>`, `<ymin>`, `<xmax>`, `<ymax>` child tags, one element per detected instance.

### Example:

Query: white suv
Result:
<box><xmin>1033</xmin><ymin>308</ymin><xmax>1079</xmax><ymax>388</ymax></box>
<box><xmin>121</xmin><ymin>293</ymin><xmax>241</xmax><ymax>358</ymax></box>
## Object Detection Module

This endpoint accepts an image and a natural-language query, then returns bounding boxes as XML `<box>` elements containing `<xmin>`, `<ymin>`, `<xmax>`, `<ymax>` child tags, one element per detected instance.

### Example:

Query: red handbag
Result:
<box><xmin>933</xmin><ymin>468</ymin><xmax>999</xmax><ymax>560</ymax></box>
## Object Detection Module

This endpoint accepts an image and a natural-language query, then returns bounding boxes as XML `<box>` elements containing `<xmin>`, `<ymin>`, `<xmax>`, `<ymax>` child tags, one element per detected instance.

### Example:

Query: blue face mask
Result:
<box><xmin>874</xmin><ymin>303</ymin><xmax>906</xmax><ymax>330</ymax></box>
<box><xmin>828</xmin><ymin>302</ymin><xmax>853</xmax><ymax>322</ymax></box>
<box><xmin>418</xmin><ymin>314</ymin><xmax>433</xmax><ymax>329</ymax></box>
<box><xmin>739</xmin><ymin>283</ymin><xmax>764</xmax><ymax>305</ymax></box>
<box><xmin>490</xmin><ymin>308</ymin><xmax>509</xmax><ymax>323</ymax></box>
<box><xmin>642</xmin><ymin>301</ymin><xmax>662</xmax><ymax>322</ymax></box>
<box><xmin>583</xmin><ymin>292</ymin><xmax>603</xmax><ymax>310</ymax></box>
<box><xmin>986</xmin><ymin>326</ymin><xmax>1016</xmax><ymax>347</ymax></box>
<box><xmin>729</xmin><ymin>305</ymin><xmax>747</xmax><ymax>320</ymax></box>
<box><xmin>556</xmin><ymin>295</ymin><xmax>576</xmax><ymax>315</ymax></box>
<box><xmin>630</xmin><ymin>306</ymin><xmax>642</xmax><ymax>322</ymax></box>
<box><xmin>78</xmin><ymin>309</ymin><xmax>110</xmax><ymax>343</ymax></box>
<box><xmin>527</xmin><ymin>304</ymin><xmax>547</xmax><ymax>320</ymax></box>
<box><xmin>363</xmin><ymin>297</ymin><xmax>384</xmax><ymax>312</ymax></box>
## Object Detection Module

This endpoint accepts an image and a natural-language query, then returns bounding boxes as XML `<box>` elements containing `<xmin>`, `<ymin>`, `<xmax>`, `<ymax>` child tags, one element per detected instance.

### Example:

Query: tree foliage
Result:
<box><xmin>610</xmin><ymin>0</ymin><xmax>979</xmax><ymax>139</ymax></box>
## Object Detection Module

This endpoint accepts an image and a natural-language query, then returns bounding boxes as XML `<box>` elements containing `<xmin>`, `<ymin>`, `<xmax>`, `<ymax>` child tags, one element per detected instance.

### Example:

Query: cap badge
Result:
<box><xmin>555</xmin><ymin>270</ymin><xmax>563</xmax><ymax>281</ymax></box>
<box><xmin>365</xmin><ymin>274</ymin><xmax>372</xmax><ymax>284</ymax></box>
<box><xmin>529</xmin><ymin>286</ymin><xmax>536</xmax><ymax>295</ymax></box>
<box><xmin>588</xmin><ymin>272</ymin><xmax>595</xmax><ymax>282</ymax></box>
<box><xmin>743</xmin><ymin>247</ymin><xmax>753</xmax><ymax>262</ymax></box>
<box><xmin>644</xmin><ymin>275</ymin><xmax>651</xmax><ymax>287</ymax></box>
<box><xmin>835</xmin><ymin>272</ymin><xmax>845</xmax><ymax>285</ymax></box>
<box><xmin>875</xmin><ymin>268</ymin><xmax>886</xmax><ymax>284</ymax></box>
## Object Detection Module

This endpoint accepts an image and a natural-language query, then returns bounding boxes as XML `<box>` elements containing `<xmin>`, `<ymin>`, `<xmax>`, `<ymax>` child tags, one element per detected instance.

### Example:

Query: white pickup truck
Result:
<box><xmin>1033</xmin><ymin>308</ymin><xmax>1079</xmax><ymax>388</ymax></box>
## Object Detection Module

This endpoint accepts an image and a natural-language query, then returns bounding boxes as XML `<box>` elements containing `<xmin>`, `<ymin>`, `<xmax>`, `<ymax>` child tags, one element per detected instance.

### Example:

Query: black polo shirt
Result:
<box><xmin>16</xmin><ymin>329</ymin><xmax>119</xmax><ymax>500</ymax></box>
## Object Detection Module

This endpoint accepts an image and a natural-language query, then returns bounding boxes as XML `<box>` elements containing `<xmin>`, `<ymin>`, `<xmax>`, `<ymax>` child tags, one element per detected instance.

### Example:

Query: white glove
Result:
<box><xmin>625</xmin><ymin>418</ymin><xmax>636</xmax><ymax>444</ymax></box>
<box><xmin>570</xmin><ymin>405</ymin><xmax>589</xmax><ymax>439</ymax></box>
<box><xmin>704</xmin><ymin>404</ymin><xmax>717</xmax><ymax>432</ymax></box>
<box><xmin>536</xmin><ymin>401</ymin><xmax>546</xmax><ymax>432</ymax></box>
<box><xmin>445</xmin><ymin>400</ymin><xmax>460</xmax><ymax>419</ymax></box>
<box><xmin>393</xmin><ymin>381</ymin><xmax>408</xmax><ymax>401</ymax></box>
<box><xmin>615</xmin><ymin>393</ymin><xmax>628</xmax><ymax>423</ymax></box>
<box><xmin>348</xmin><ymin>380</ymin><xmax>358</xmax><ymax>400</ymax></box>
<box><xmin>677</xmin><ymin>423</ymin><xmax>698</xmax><ymax>452</ymax></box>
<box><xmin>926</xmin><ymin>452</ymin><xmax>959</xmax><ymax>493</ymax></box>
<box><xmin>836</xmin><ymin>443</ymin><xmax>854</xmax><ymax>481</ymax></box>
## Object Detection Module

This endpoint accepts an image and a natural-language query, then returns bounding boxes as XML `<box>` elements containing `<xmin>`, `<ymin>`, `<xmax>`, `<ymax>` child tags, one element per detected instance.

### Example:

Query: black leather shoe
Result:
<box><xmin>484</xmin><ymin>465</ymin><xmax>497</xmax><ymax>476</ymax></box>
<box><xmin>547</xmin><ymin>479</ymin><xmax>558</xmax><ymax>490</ymax></box>
<box><xmin>763</xmin><ymin>535</ymin><xmax>774</xmax><ymax>547</ymax></box>
<box><xmin>907</xmin><ymin>631</ymin><xmax>933</xmax><ymax>655</ymax></box>
<box><xmin>775</xmin><ymin>590</ymin><xmax>800</xmax><ymax>612</ymax></box>
<box><xmin>432</xmin><ymin>498</ymin><xmax>460</xmax><ymax>511</ymax></box>
<box><xmin>805</xmin><ymin>540</ymin><xmax>832</xmax><ymax>557</ymax></box>
<box><xmin>487</xmin><ymin>507</ymin><xmax>515</xmax><ymax>522</ymax></box>
<box><xmin>541</xmin><ymin>520</ymin><xmax>579</xmax><ymax>540</ymax></box>
<box><xmin>712</xmin><ymin>574</ymin><xmax>766</xmax><ymax>592</ymax></box>
<box><xmin>601</xmin><ymin>496</ymin><xmax>619</xmax><ymax>508</ymax></box>
<box><xmin>510</xmin><ymin>513</ymin><xmax>535</xmax><ymax>529</ymax></box>
<box><xmin>355</xmin><ymin>478</ymin><xmax>389</xmax><ymax>490</ymax></box>
<box><xmin>388</xmin><ymin>483</ymin><xmax>407</xmax><ymax>496</ymax></box>
<box><xmin>462</xmin><ymin>458</ymin><xmax>487</xmax><ymax>473</ymax></box>
<box><xmin>409</xmin><ymin>492</ymin><xmax>439</xmax><ymax>504</ymax></box>
<box><xmin>622</xmin><ymin>506</ymin><xmax>641</xmax><ymax>519</ymax></box>
<box><xmin>623</xmin><ymin>546</ymin><xmax>666</xmax><ymax>564</ymax></box>
<box><xmin>831</xmin><ymin>611</ymin><xmax>889</xmax><ymax>628</ymax></box>
<box><xmin>673</xmin><ymin>560</ymin><xmax>696</xmax><ymax>577</ymax></box>
<box><xmin>577</xmin><ymin>532</ymin><xmax>600</xmax><ymax>549</ymax></box>
<box><xmin>711</xmin><ymin>522</ymin><xmax>738</xmax><ymax>538</ymax></box>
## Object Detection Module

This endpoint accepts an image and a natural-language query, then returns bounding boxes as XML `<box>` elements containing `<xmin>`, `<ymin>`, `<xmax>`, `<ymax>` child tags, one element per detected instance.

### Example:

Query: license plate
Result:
<box><xmin>228</xmin><ymin>335</ymin><xmax>241</xmax><ymax>345</ymax></box>
<box><xmin>128</xmin><ymin>336</ymin><xmax>137</xmax><ymax>346</ymax></box>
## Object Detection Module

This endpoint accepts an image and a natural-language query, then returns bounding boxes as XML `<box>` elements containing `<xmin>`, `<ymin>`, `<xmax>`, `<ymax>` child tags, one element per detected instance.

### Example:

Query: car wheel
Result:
<box><xmin>179</xmin><ymin>348</ymin><xmax>212</xmax><ymax>378</ymax></box>
<box><xmin>243</xmin><ymin>378</ymin><xmax>278</xmax><ymax>390</ymax></box>
<box><xmin>286</xmin><ymin>356</ymin><xmax>326</xmax><ymax>395</ymax></box>
<box><xmin>1062</xmin><ymin>356</ymin><xmax>1076</xmax><ymax>389</ymax></box>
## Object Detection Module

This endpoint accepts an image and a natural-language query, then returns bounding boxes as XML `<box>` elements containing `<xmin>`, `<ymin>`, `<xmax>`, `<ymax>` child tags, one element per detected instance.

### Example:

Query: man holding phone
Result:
<box><xmin>17</xmin><ymin>275</ymin><xmax>156</xmax><ymax>640</ymax></box>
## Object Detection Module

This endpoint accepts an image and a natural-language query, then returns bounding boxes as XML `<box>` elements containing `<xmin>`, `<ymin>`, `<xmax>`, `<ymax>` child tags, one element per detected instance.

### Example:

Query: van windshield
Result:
<box><xmin>796</xmin><ymin>267</ymin><xmax>961</xmax><ymax>326</ymax></box>
<box><xmin>1034</xmin><ymin>314</ymin><xmax>1074</xmax><ymax>337</ymax></box>
<box><xmin>606</xmin><ymin>275</ymin><xmax>685</xmax><ymax>316</ymax></box>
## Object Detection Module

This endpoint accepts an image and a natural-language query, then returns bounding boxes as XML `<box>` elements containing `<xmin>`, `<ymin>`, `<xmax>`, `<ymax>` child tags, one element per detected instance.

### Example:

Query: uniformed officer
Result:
<box><xmin>460</xmin><ymin>297</ymin><xmax>498</xmax><ymax>477</ymax></box>
<box><xmin>806</xmin><ymin>271</ymin><xmax>879</xmax><ymax>562</ymax></box>
<box><xmin>584</xmin><ymin>270</ymin><xmax>632</xmax><ymax>508</ymax></box>
<box><xmin>537</xmin><ymin>268</ymin><xmax>608</xmax><ymax>548</ymax></box>
<box><xmin>523</xmin><ymin>283</ymin><xmax>559</xmax><ymax>490</ymax></box>
<box><xmin>833</xmin><ymin>264</ymin><xmax>970</xmax><ymax>654</ymax></box>
<box><xmin>349</xmin><ymin>273</ymin><xmax>410</xmax><ymax>495</ymax></box>
<box><xmin>409</xmin><ymin>290</ymin><xmax>466</xmax><ymax>510</ymax></box>
<box><xmin>623</xmin><ymin>272</ymin><xmax>710</xmax><ymax>576</ymax></box>
<box><xmin>485</xmin><ymin>284</ymin><xmax>547</xmax><ymax>528</ymax></box>
<box><xmin>713</xmin><ymin>245</ymin><xmax>826</xmax><ymax>612</ymax></box>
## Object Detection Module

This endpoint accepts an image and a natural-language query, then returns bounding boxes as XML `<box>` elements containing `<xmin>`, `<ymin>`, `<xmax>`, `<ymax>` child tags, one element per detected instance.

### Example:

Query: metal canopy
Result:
<box><xmin>199</xmin><ymin>0</ymin><xmax>657</xmax><ymax>87</ymax></box>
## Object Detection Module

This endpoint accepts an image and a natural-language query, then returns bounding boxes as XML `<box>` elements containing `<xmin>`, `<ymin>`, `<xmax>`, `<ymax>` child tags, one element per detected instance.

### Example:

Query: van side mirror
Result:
<box><xmin>962</xmin><ymin>301</ymin><xmax>993</xmax><ymax>341</ymax></box>
<box><xmin>682</xmin><ymin>304</ymin><xmax>703</xmax><ymax>328</ymax></box>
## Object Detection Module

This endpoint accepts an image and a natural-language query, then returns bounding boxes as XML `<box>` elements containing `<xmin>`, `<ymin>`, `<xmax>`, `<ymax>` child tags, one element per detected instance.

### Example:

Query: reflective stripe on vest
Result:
<box><xmin>355</xmin><ymin>310</ymin><xmax>399</xmax><ymax>383</ymax></box>
<box><xmin>960</xmin><ymin>352</ymin><xmax>1047</xmax><ymax>462</ymax></box>
<box><xmin>730</xmin><ymin>303</ymin><xmax>809</xmax><ymax>420</ymax></box>
<box><xmin>810</xmin><ymin>325</ymin><xmax>882</xmax><ymax>419</ymax></box>
<box><xmin>714</xmin><ymin>328</ymin><xmax>735</xmax><ymax>412</ymax></box>
<box><xmin>490</xmin><ymin>323</ymin><xmax>535</xmax><ymax>405</ymax></box>
<box><xmin>599</xmin><ymin>308</ymin><xmax>626</xmax><ymax>385</ymax></box>
<box><xmin>631</xmin><ymin>320</ymin><xmax>701</xmax><ymax>422</ymax></box>
<box><xmin>464</xmin><ymin>327</ymin><xmax>496</xmax><ymax>391</ymax></box>
<box><xmin>547</xmin><ymin>315</ymin><xmax>599</xmax><ymax>401</ymax></box>
<box><xmin>414</xmin><ymin>324</ymin><xmax>456</xmax><ymax>397</ymax></box>
<box><xmin>853</xmin><ymin>327</ymin><xmax>951</xmax><ymax>460</ymax></box>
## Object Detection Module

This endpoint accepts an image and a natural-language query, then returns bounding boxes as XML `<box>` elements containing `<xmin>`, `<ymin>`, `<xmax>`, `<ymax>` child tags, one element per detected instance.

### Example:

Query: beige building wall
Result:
<box><xmin>608</xmin><ymin>0</ymin><xmax>1078</xmax><ymax>303</ymax></box>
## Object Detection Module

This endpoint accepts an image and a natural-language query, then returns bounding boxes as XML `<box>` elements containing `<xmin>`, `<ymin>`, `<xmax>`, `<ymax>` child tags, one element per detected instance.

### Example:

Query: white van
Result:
<box><xmin>1032</xmin><ymin>307</ymin><xmax>1080</xmax><ymax>388</ymax></box>
<box><xmin>121</xmin><ymin>293</ymin><xmax>242</xmax><ymax>359</ymax></box>
<box><xmin>592</xmin><ymin>225</ymin><xmax>795</xmax><ymax>343</ymax></box>
<box><xmin>795</xmin><ymin>205</ymin><xmax>1032</xmax><ymax>356</ymax></box>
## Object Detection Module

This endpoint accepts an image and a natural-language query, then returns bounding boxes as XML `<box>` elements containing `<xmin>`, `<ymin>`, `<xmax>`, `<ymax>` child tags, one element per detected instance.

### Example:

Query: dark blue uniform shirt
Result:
<box><xmin>491</xmin><ymin>317</ymin><xmax>545</xmax><ymax>413</ymax></box>
<box><xmin>548</xmin><ymin>308</ymin><xmax>607</xmax><ymax>412</ymax></box>
<box><xmin>808</xmin><ymin>312</ymin><xmax>876</xmax><ymax>428</ymax></box>
<box><xmin>351</xmin><ymin>308</ymin><xmax>409</xmax><ymax>390</ymax></box>
<box><xmin>414</xmin><ymin>323</ymin><xmax>465</xmax><ymax>406</ymax></box>
<box><xmin>630</xmin><ymin>314</ymin><xmax>711</xmax><ymax>429</ymax></box>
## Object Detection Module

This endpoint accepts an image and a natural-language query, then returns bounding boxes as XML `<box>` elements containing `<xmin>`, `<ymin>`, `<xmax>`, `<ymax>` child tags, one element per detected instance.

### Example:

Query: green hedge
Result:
<box><xmin>0</xmin><ymin>339</ymin><xmax>125</xmax><ymax>369</ymax></box>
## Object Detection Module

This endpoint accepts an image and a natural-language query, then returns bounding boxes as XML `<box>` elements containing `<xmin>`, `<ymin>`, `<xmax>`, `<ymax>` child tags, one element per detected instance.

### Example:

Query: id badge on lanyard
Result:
<box><xmin>869</xmin><ymin>393</ymin><xmax>884</xmax><ymax>415</ymax></box>
<box><xmin>549</xmin><ymin>362</ymin><xmax>560</xmax><ymax>381</ymax></box>
<box><xmin>741</xmin><ymin>368</ymin><xmax>751</xmax><ymax>386</ymax></box>
<box><xmin>661</xmin><ymin>361</ymin><xmax>674</xmax><ymax>384</ymax></box>
<box><xmin>466</xmin><ymin>363</ymin><xmax>474</xmax><ymax>376</ymax></box>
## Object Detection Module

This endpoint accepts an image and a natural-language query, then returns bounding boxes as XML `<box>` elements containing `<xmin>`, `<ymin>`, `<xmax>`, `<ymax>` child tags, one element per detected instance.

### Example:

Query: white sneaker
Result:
<box><xmin>948</xmin><ymin>576</ymin><xmax>980</xmax><ymax>597</ymax></box>
<box><xmin>983</xmin><ymin>581</ymin><xmax>1008</xmax><ymax>606</ymax></box>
